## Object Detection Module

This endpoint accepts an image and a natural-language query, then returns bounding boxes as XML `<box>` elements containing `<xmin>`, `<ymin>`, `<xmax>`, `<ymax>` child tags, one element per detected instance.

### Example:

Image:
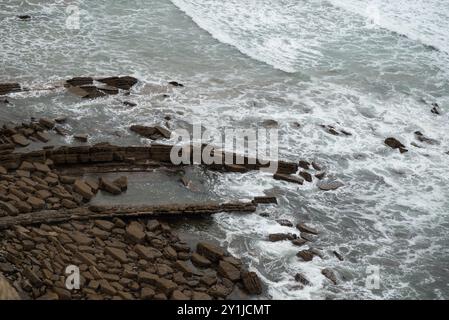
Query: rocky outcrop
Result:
<box><xmin>0</xmin><ymin>220</ymin><xmax>263</xmax><ymax>300</ymax></box>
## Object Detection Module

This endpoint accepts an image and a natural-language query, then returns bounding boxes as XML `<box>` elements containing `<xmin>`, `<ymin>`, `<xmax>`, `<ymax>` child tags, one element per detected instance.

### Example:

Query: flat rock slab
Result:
<box><xmin>317</xmin><ymin>181</ymin><xmax>344</xmax><ymax>191</ymax></box>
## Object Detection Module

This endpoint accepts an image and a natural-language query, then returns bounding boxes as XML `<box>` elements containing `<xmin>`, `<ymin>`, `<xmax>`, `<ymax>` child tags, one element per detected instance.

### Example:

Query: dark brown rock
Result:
<box><xmin>297</xmin><ymin>250</ymin><xmax>314</xmax><ymax>262</ymax></box>
<box><xmin>99</xmin><ymin>177</ymin><xmax>122</xmax><ymax>195</ymax></box>
<box><xmin>191</xmin><ymin>253</ymin><xmax>211</xmax><ymax>268</ymax></box>
<box><xmin>268</xmin><ymin>233</ymin><xmax>297</xmax><ymax>242</ymax></box>
<box><xmin>299</xmin><ymin>171</ymin><xmax>313</xmax><ymax>182</ymax></box>
<box><xmin>241</xmin><ymin>271</ymin><xmax>263</xmax><ymax>295</ymax></box>
<box><xmin>321</xmin><ymin>268</ymin><xmax>337</xmax><ymax>285</ymax></box>
<box><xmin>296</xmin><ymin>223</ymin><xmax>319</xmax><ymax>235</ymax></box>
<box><xmin>294</xmin><ymin>273</ymin><xmax>311</xmax><ymax>286</ymax></box>
<box><xmin>196</xmin><ymin>242</ymin><xmax>224</xmax><ymax>262</ymax></box>
<box><xmin>218</xmin><ymin>260</ymin><xmax>240</xmax><ymax>282</ymax></box>
<box><xmin>273</xmin><ymin>173</ymin><xmax>304</xmax><ymax>184</ymax></box>
<box><xmin>317</xmin><ymin>181</ymin><xmax>344</xmax><ymax>191</ymax></box>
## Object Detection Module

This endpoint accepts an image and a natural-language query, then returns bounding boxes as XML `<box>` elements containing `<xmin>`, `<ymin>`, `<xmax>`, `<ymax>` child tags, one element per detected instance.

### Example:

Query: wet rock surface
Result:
<box><xmin>0</xmin><ymin>219</ymin><xmax>262</xmax><ymax>300</ymax></box>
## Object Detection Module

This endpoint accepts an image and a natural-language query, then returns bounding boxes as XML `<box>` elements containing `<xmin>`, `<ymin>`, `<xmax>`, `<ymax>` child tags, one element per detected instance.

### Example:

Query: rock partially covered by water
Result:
<box><xmin>241</xmin><ymin>271</ymin><xmax>263</xmax><ymax>295</ymax></box>
<box><xmin>317</xmin><ymin>181</ymin><xmax>344</xmax><ymax>191</ymax></box>
<box><xmin>385</xmin><ymin>137</ymin><xmax>408</xmax><ymax>153</ymax></box>
<box><xmin>130</xmin><ymin>125</ymin><xmax>172</xmax><ymax>140</ymax></box>
<box><xmin>97</xmin><ymin>76</ymin><xmax>138</xmax><ymax>90</ymax></box>
<box><xmin>322</xmin><ymin>268</ymin><xmax>338</xmax><ymax>285</ymax></box>
<box><xmin>0</xmin><ymin>83</ymin><xmax>21</xmax><ymax>95</ymax></box>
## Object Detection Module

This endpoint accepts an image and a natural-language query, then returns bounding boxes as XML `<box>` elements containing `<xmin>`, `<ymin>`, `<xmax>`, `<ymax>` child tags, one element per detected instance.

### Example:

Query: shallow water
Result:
<box><xmin>1</xmin><ymin>0</ymin><xmax>449</xmax><ymax>299</ymax></box>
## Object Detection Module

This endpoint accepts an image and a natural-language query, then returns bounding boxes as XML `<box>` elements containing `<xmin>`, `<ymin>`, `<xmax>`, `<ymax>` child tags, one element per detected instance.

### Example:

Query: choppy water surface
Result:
<box><xmin>1</xmin><ymin>0</ymin><xmax>449</xmax><ymax>299</ymax></box>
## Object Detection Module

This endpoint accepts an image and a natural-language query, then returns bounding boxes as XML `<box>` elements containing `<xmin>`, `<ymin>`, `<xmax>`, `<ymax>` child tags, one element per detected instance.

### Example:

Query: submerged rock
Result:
<box><xmin>321</xmin><ymin>268</ymin><xmax>338</xmax><ymax>285</ymax></box>
<box><xmin>294</xmin><ymin>273</ymin><xmax>311</xmax><ymax>286</ymax></box>
<box><xmin>17</xmin><ymin>15</ymin><xmax>31</xmax><ymax>20</ymax></box>
<box><xmin>168</xmin><ymin>81</ymin><xmax>184</xmax><ymax>87</ymax></box>
<box><xmin>317</xmin><ymin>181</ymin><xmax>344</xmax><ymax>191</ymax></box>
<box><xmin>385</xmin><ymin>137</ymin><xmax>408</xmax><ymax>153</ymax></box>
<box><xmin>273</xmin><ymin>173</ymin><xmax>304</xmax><ymax>184</ymax></box>
<box><xmin>130</xmin><ymin>125</ymin><xmax>172</xmax><ymax>140</ymax></box>
<box><xmin>268</xmin><ymin>233</ymin><xmax>297</xmax><ymax>242</ymax></box>
<box><xmin>0</xmin><ymin>83</ymin><xmax>21</xmax><ymax>95</ymax></box>
<box><xmin>296</xmin><ymin>223</ymin><xmax>319</xmax><ymax>235</ymax></box>
<box><xmin>241</xmin><ymin>271</ymin><xmax>263</xmax><ymax>295</ymax></box>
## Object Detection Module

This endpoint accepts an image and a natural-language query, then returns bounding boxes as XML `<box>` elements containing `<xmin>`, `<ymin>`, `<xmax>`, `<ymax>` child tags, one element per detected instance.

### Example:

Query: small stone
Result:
<box><xmin>140</xmin><ymin>287</ymin><xmax>155</xmax><ymax>300</ymax></box>
<box><xmin>298</xmin><ymin>160</ymin><xmax>310</xmax><ymax>170</ymax></box>
<box><xmin>295</xmin><ymin>273</ymin><xmax>311</xmax><ymax>286</ymax></box>
<box><xmin>0</xmin><ymin>200</ymin><xmax>19</xmax><ymax>215</ymax></box>
<box><xmin>273</xmin><ymin>173</ymin><xmax>304</xmax><ymax>184</ymax></box>
<box><xmin>26</xmin><ymin>196</ymin><xmax>45</xmax><ymax>210</ymax></box>
<box><xmin>99</xmin><ymin>177</ymin><xmax>122</xmax><ymax>195</ymax></box>
<box><xmin>333</xmin><ymin>251</ymin><xmax>344</xmax><ymax>261</ymax></box>
<box><xmin>191</xmin><ymin>253</ymin><xmax>211</xmax><ymax>268</ymax></box>
<box><xmin>218</xmin><ymin>260</ymin><xmax>240</xmax><ymax>282</ymax></box>
<box><xmin>113</xmin><ymin>176</ymin><xmax>128</xmax><ymax>191</ymax></box>
<box><xmin>171</xmin><ymin>290</ymin><xmax>189</xmax><ymax>300</ymax></box>
<box><xmin>291</xmin><ymin>238</ymin><xmax>307</xmax><ymax>247</ymax></box>
<box><xmin>299</xmin><ymin>171</ymin><xmax>313</xmax><ymax>182</ymax></box>
<box><xmin>33</xmin><ymin>162</ymin><xmax>51</xmax><ymax>173</ymax></box>
<box><xmin>11</xmin><ymin>133</ymin><xmax>30</xmax><ymax>147</ymax></box>
<box><xmin>297</xmin><ymin>250</ymin><xmax>314</xmax><ymax>262</ymax></box>
<box><xmin>318</xmin><ymin>181</ymin><xmax>344</xmax><ymax>191</ymax></box>
<box><xmin>196</xmin><ymin>242</ymin><xmax>224</xmax><ymax>262</ymax></box>
<box><xmin>126</xmin><ymin>222</ymin><xmax>145</xmax><ymax>243</ymax></box>
<box><xmin>268</xmin><ymin>233</ymin><xmax>297</xmax><ymax>242</ymax></box>
<box><xmin>321</xmin><ymin>268</ymin><xmax>338</xmax><ymax>285</ymax></box>
<box><xmin>296</xmin><ymin>223</ymin><xmax>319</xmax><ymax>235</ymax></box>
<box><xmin>39</xmin><ymin>118</ymin><xmax>55</xmax><ymax>129</ymax></box>
<box><xmin>276</xmin><ymin>219</ymin><xmax>293</xmax><ymax>227</ymax></box>
<box><xmin>74</xmin><ymin>134</ymin><xmax>88</xmax><ymax>142</ymax></box>
<box><xmin>73</xmin><ymin>179</ymin><xmax>94</xmax><ymax>200</ymax></box>
<box><xmin>241</xmin><ymin>271</ymin><xmax>263</xmax><ymax>295</ymax></box>
<box><xmin>105</xmin><ymin>247</ymin><xmax>128</xmax><ymax>263</ymax></box>
<box><xmin>192</xmin><ymin>292</ymin><xmax>212</xmax><ymax>300</ymax></box>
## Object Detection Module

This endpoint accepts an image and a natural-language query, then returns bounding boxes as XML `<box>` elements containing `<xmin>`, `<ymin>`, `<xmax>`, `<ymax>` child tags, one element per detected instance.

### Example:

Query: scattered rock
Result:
<box><xmin>241</xmin><ymin>271</ymin><xmax>262</xmax><ymax>295</ymax></box>
<box><xmin>123</xmin><ymin>101</ymin><xmax>137</xmax><ymax>107</ymax></box>
<box><xmin>191</xmin><ymin>253</ymin><xmax>211</xmax><ymax>268</ymax></box>
<box><xmin>268</xmin><ymin>233</ymin><xmax>297</xmax><ymax>242</ymax></box>
<box><xmin>0</xmin><ymin>201</ymin><xmax>19</xmax><ymax>216</ymax></box>
<box><xmin>39</xmin><ymin>118</ymin><xmax>55</xmax><ymax>129</ymax></box>
<box><xmin>318</xmin><ymin>181</ymin><xmax>344</xmax><ymax>191</ymax></box>
<box><xmin>168</xmin><ymin>81</ymin><xmax>184</xmax><ymax>87</ymax></box>
<box><xmin>253</xmin><ymin>196</ymin><xmax>277</xmax><ymax>204</ymax></box>
<box><xmin>299</xmin><ymin>171</ymin><xmax>312</xmax><ymax>182</ymax></box>
<box><xmin>11</xmin><ymin>133</ymin><xmax>30</xmax><ymax>147</ymax></box>
<box><xmin>104</xmin><ymin>247</ymin><xmax>128</xmax><ymax>263</ymax></box>
<box><xmin>431</xmin><ymin>103</ymin><xmax>440</xmax><ymax>115</ymax></box>
<box><xmin>217</xmin><ymin>260</ymin><xmax>240</xmax><ymax>282</ymax></box>
<box><xmin>291</xmin><ymin>238</ymin><xmax>307</xmax><ymax>247</ymax></box>
<box><xmin>196</xmin><ymin>242</ymin><xmax>224</xmax><ymax>262</ymax></box>
<box><xmin>130</xmin><ymin>125</ymin><xmax>172</xmax><ymax>140</ymax></box>
<box><xmin>297</xmin><ymin>250</ymin><xmax>314</xmax><ymax>262</ymax></box>
<box><xmin>125</xmin><ymin>222</ymin><xmax>145</xmax><ymax>243</ymax></box>
<box><xmin>99</xmin><ymin>177</ymin><xmax>122</xmax><ymax>195</ymax></box>
<box><xmin>276</xmin><ymin>219</ymin><xmax>293</xmax><ymax>227</ymax></box>
<box><xmin>113</xmin><ymin>176</ymin><xmax>128</xmax><ymax>191</ymax></box>
<box><xmin>17</xmin><ymin>15</ymin><xmax>31</xmax><ymax>20</ymax></box>
<box><xmin>333</xmin><ymin>251</ymin><xmax>344</xmax><ymax>261</ymax></box>
<box><xmin>73</xmin><ymin>179</ymin><xmax>94</xmax><ymax>200</ymax></box>
<box><xmin>273</xmin><ymin>173</ymin><xmax>304</xmax><ymax>184</ymax></box>
<box><xmin>384</xmin><ymin>137</ymin><xmax>408</xmax><ymax>153</ymax></box>
<box><xmin>296</xmin><ymin>223</ymin><xmax>319</xmax><ymax>235</ymax></box>
<box><xmin>74</xmin><ymin>134</ymin><xmax>88</xmax><ymax>142</ymax></box>
<box><xmin>298</xmin><ymin>160</ymin><xmax>310</xmax><ymax>170</ymax></box>
<box><xmin>321</xmin><ymin>268</ymin><xmax>338</xmax><ymax>285</ymax></box>
<box><xmin>294</xmin><ymin>273</ymin><xmax>311</xmax><ymax>286</ymax></box>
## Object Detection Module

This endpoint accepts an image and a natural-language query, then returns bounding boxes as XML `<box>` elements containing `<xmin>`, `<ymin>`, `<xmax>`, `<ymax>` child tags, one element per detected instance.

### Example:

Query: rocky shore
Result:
<box><xmin>0</xmin><ymin>76</ymin><xmax>354</xmax><ymax>300</ymax></box>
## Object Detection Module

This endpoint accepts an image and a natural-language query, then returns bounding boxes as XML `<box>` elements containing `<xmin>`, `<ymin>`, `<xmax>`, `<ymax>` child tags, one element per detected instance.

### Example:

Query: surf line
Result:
<box><xmin>178</xmin><ymin>304</ymin><xmax>212</xmax><ymax>318</ymax></box>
